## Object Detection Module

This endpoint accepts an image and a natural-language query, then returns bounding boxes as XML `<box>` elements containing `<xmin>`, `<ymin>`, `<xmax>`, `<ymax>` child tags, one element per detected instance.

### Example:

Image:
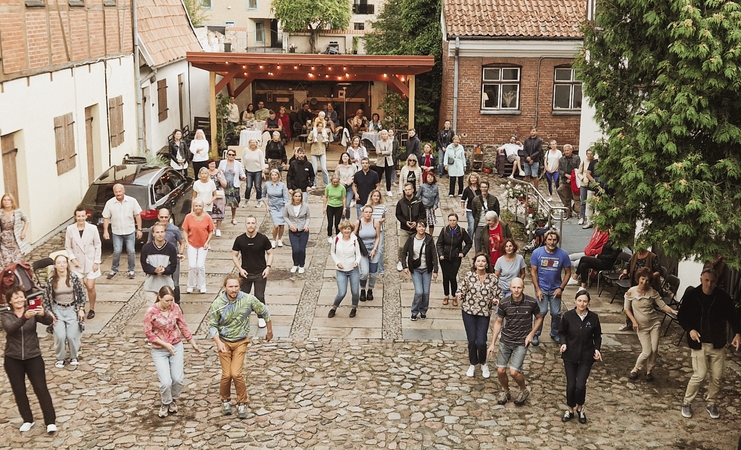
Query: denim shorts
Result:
<box><xmin>496</xmin><ymin>341</ymin><xmax>528</xmax><ymax>373</ymax></box>
<box><xmin>523</xmin><ymin>161</ymin><xmax>539</xmax><ymax>177</ymax></box>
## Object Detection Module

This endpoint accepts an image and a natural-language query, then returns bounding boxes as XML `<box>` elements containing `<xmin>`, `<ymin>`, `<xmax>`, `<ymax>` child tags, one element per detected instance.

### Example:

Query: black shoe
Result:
<box><xmin>420</xmin><ymin>314</ymin><xmax>427</xmax><ymax>319</ymax></box>
<box><xmin>106</xmin><ymin>271</ymin><xmax>117</xmax><ymax>279</ymax></box>
<box><xmin>410</xmin><ymin>315</ymin><xmax>418</xmax><ymax>321</ymax></box>
<box><xmin>360</xmin><ymin>289</ymin><xmax>366</xmax><ymax>302</ymax></box>
<box><xmin>562</xmin><ymin>411</ymin><xmax>574</xmax><ymax>422</ymax></box>
<box><xmin>349</xmin><ymin>308</ymin><xmax>357</xmax><ymax>318</ymax></box>
<box><xmin>328</xmin><ymin>309</ymin><xmax>336</xmax><ymax>318</ymax></box>
<box><xmin>645</xmin><ymin>373</ymin><xmax>654</xmax><ymax>382</ymax></box>
<box><xmin>87</xmin><ymin>310</ymin><xmax>95</xmax><ymax>320</ymax></box>
<box><xmin>577</xmin><ymin>409</ymin><xmax>587</xmax><ymax>424</ymax></box>
<box><xmin>366</xmin><ymin>289</ymin><xmax>374</xmax><ymax>301</ymax></box>
<box><xmin>628</xmin><ymin>371</ymin><xmax>639</xmax><ymax>380</ymax></box>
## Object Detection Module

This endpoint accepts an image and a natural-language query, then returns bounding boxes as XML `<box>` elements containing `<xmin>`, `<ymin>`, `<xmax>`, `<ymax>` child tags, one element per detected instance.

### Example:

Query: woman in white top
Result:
<box><xmin>335</xmin><ymin>152</ymin><xmax>357</xmax><ymax>218</ymax></box>
<box><xmin>375</xmin><ymin>130</ymin><xmax>394</xmax><ymax>195</ymax></box>
<box><xmin>308</xmin><ymin>121</ymin><xmax>330</xmax><ymax>188</ymax></box>
<box><xmin>328</xmin><ymin>220</ymin><xmax>362</xmax><ymax>319</ymax></box>
<box><xmin>443</xmin><ymin>134</ymin><xmax>467</xmax><ymax>196</ymax></box>
<box><xmin>346</xmin><ymin>136</ymin><xmax>368</xmax><ymax>171</ymax></box>
<box><xmin>544</xmin><ymin>140</ymin><xmax>563</xmax><ymax>201</ymax></box>
<box><xmin>189</xmin><ymin>129</ymin><xmax>210</xmax><ymax>177</ymax></box>
<box><xmin>64</xmin><ymin>207</ymin><xmax>102</xmax><ymax>319</ymax></box>
<box><xmin>192</xmin><ymin>167</ymin><xmax>217</xmax><ymax>214</ymax></box>
<box><xmin>283</xmin><ymin>190</ymin><xmax>311</xmax><ymax>274</ymax></box>
<box><xmin>367</xmin><ymin>189</ymin><xmax>388</xmax><ymax>274</ymax></box>
<box><xmin>241</xmin><ymin>138</ymin><xmax>265</xmax><ymax>207</ymax></box>
<box><xmin>218</xmin><ymin>150</ymin><xmax>245</xmax><ymax>226</ymax></box>
<box><xmin>399</xmin><ymin>154</ymin><xmax>422</xmax><ymax>197</ymax></box>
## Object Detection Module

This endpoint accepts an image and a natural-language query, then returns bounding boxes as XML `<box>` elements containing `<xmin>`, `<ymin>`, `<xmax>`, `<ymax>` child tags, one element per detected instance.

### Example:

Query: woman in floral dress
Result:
<box><xmin>0</xmin><ymin>193</ymin><xmax>29</xmax><ymax>267</ymax></box>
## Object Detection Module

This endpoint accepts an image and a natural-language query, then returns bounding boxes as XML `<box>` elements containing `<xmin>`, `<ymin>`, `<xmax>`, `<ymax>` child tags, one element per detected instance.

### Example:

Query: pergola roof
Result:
<box><xmin>186</xmin><ymin>52</ymin><xmax>435</xmax><ymax>97</ymax></box>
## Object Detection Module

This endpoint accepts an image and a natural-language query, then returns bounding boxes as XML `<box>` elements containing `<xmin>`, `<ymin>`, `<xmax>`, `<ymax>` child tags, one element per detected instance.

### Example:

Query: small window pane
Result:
<box><xmin>483</xmin><ymin>68</ymin><xmax>500</xmax><ymax>81</ymax></box>
<box><xmin>248</xmin><ymin>0</ymin><xmax>257</xmax><ymax>9</ymax></box>
<box><xmin>482</xmin><ymin>85</ymin><xmax>499</xmax><ymax>108</ymax></box>
<box><xmin>500</xmin><ymin>85</ymin><xmax>519</xmax><ymax>108</ymax></box>
<box><xmin>256</xmin><ymin>23</ymin><xmax>265</xmax><ymax>43</ymax></box>
<box><xmin>354</xmin><ymin>22</ymin><xmax>365</xmax><ymax>30</ymax></box>
<box><xmin>200</xmin><ymin>0</ymin><xmax>211</xmax><ymax>8</ymax></box>
<box><xmin>502</xmin><ymin>68</ymin><xmax>519</xmax><ymax>81</ymax></box>
<box><xmin>573</xmin><ymin>85</ymin><xmax>583</xmax><ymax>108</ymax></box>
<box><xmin>554</xmin><ymin>85</ymin><xmax>572</xmax><ymax>109</ymax></box>
<box><xmin>555</xmin><ymin>68</ymin><xmax>573</xmax><ymax>81</ymax></box>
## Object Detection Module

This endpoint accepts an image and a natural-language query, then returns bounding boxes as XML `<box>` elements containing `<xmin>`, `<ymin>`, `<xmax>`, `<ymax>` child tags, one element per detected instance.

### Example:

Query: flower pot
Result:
<box><xmin>483</xmin><ymin>168</ymin><xmax>492</xmax><ymax>174</ymax></box>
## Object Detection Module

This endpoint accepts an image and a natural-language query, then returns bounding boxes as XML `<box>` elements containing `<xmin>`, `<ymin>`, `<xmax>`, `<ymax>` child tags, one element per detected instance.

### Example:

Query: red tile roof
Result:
<box><xmin>443</xmin><ymin>0</ymin><xmax>585</xmax><ymax>38</ymax></box>
<box><xmin>137</xmin><ymin>0</ymin><xmax>202</xmax><ymax>67</ymax></box>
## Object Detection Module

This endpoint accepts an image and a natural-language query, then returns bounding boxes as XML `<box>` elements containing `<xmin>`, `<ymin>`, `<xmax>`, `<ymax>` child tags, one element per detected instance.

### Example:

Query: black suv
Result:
<box><xmin>79</xmin><ymin>162</ymin><xmax>193</xmax><ymax>242</ymax></box>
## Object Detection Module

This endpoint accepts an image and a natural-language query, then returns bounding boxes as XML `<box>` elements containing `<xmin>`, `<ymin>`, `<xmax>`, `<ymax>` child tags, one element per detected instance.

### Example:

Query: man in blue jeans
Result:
<box><xmin>102</xmin><ymin>184</ymin><xmax>142</xmax><ymax>280</ymax></box>
<box><xmin>530</xmin><ymin>229</ymin><xmax>571</xmax><ymax>346</ymax></box>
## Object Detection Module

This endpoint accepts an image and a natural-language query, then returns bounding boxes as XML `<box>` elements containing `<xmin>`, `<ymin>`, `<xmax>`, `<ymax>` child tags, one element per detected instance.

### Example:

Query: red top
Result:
<box><xmin>488</xmin><ymin>224</ymin><xmax>504</xmax><ymax>264</ymax></box>
<box><xmin>279</xmin><ymin>113</ymin><xmax>291</xmax><ymax>140</ymax></box>
<box><xmin>584</xmin><ymin>228</ymin><xmax>609</xmax><ymax>256</ymax></box>
<box><xmin>182</xmin><ymin>213</ymin><xmax>214</xmax><ymax>248</ymax></box>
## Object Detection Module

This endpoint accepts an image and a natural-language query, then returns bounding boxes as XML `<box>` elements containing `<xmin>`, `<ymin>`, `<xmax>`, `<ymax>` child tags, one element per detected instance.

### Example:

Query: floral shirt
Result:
<box><xmin>43</xmin><ymin>273</ymin><xmax>87</xmax><ymax>314</ymax></box>
<box><xmin>456</xmin><ymin>271</ymin><xmax>502</xmax><ymax>317</ymax></box>
<box><xmin>143</xmin><ymin>303</ymin><xmax>193</xmax><ymax>347</ymax></box>
<box><xmin>207</xmin><ymin>291</ymin><xmax>271</xmax><ymax>342</ymax></box>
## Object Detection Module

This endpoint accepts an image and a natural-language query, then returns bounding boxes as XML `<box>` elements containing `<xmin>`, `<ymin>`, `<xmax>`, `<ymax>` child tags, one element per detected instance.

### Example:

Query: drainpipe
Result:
<box><xmin>452</xmin><ymin>37</ymin><xmax>460</xmax><ymax>130</ymax></box>
<box><xmin>132</xmin><ymin>0</ymin><xmax>145</xmax><ymax>154</ymax></box>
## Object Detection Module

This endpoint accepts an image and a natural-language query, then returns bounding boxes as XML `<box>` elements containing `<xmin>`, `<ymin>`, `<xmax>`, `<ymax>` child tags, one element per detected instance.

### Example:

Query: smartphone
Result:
<box><xmin>28</xmin><ymin>297</ymin><xmax>41</xmax><ymax>310</ymax></box>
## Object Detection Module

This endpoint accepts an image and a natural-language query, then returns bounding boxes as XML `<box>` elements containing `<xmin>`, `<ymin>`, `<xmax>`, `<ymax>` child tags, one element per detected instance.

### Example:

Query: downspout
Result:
<box><xmin>132</xmin><ymin>0</ymin><xmax>145</xmax><ymax>154</ymax></box>
<box><xmin>534</xmin><ymin>56</ymin><xmax>562</xmax><ymax>129</ymax></box>
<box><xmin>452</xmin><ymin>36</ymin><xmax>460</xmax><ymax>131</ymax></box>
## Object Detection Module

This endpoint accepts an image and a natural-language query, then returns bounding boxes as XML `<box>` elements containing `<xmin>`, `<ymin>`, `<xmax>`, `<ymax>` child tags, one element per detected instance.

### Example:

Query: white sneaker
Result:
<box><xmin>397</xmin><ymin>261</ymin><xmax>403</xmax><ymax>272</ymax></box>
<box><xmin>577</xmin><ymin>218</ymin><xmax>584</xmax><ymax>225</ymax></box>
<box><xmin>200</xmin><ymin>286</ymin><xmax>207</xmax><ymax>294</ymax></box>
<box><xmin>256</xmin><ymin>201</ymin><xmax>263</xmax><ymax>208</ymax></box>
<box><xmin>46</xmin><ymin>424</ymin><xmax>57</xmax><ymax>434</ymax></box>
<box><xmin>567</xmin><ymin>277</ymin><xmax>579</xmax><ymax>286</ymax></box>
<box><xmin>215</xmin><ymin>229</ymin><xmax>222</xmax><ymax>237</ymax></box>
<box><xmin>258</xmin><ymin>318</ymin><xmax>267</xmax><ymax>328</ymax></box>
<box><xmin>277</xmin><ymin>240</ymin><xmax>283</xmax><ymax>247</ymax></box>
<box><xmin>290</xmin><ymin>266</ymin><xmax>298</xmax><ymax>273</ymax></box>
<box><xmin>387</xmin><ymin>191</ymin><xmax>393</xmax><ymax>197</ymax></box>
<box><xmin>546</xmin><ymin>196</ymin><xmax>552</xmax><ymax>202</ymax></box>
<box><xmin>69</xmin><ymin>358</ymin><xmax>79</xmax><ymax>366</ymax></box>
<box><xmin>55</xmin><ymin>360</ymin><xmax>65</xmax><ymax>369</ymax></box>
<box><xmin>466</xmin><ymin>365</ymin><xmax>475</xmax><ymax>377</ymax></box>
<box><xmin>298</xmin><ymin>267</ymin><xmax>305</xmax><ymax>274</ymax></box>
<box><xmin>519</xmin><ymin>170</ymin><xmax>526</xmax><ymax>176</ymax></box>
<box><xmin>19</xmin><ymin>422</ymin><xmax>34</xmax><ymax>432</ymax></box>
<box><xmin>482</xmin><ymin>364</ymin><xmax>491</xmax><ymax>379</ymax></box>
<box><xmin>327</xmin><ymin>236</ymin><xmax>333</xmax><ymax>244</ymax></box>
<box><xmin>350</xmin><ymin>200</ymin><xmax>356</xmax><ymax>208</ymax></box>
<box><xmin>186</xmin><ymin>287</ymin><xmax>194</xmax><ymax>294</ymax></box>
<box><xmin>509</xmin><ymin>174</ymin><xmax>515</xmax><ymax>179</ymax></box>
<box><xmin>271</xmin><ymin>240</ymin><xmax>277</xmax><ymax>249</ymax></box>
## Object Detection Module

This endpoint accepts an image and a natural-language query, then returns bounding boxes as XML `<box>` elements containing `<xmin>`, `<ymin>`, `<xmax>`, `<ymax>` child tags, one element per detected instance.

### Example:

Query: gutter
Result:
<box><xmin>453</xmin><ymin>37</ymin><xmax>460</xmax><ymax>131</ymax></box>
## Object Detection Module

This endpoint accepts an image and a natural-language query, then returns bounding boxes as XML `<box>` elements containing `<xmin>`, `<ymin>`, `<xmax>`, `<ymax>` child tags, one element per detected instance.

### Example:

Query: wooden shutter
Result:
<box><xmin>54</xmin><ymin>113</ymin><xmax>76</xmax><ymax>175</ymax></box>
<box><xmin>157</xmin><ymin>79</ymin><xmax>168</xmax><ymax>122</ymax></box>
<box><xmin>109</xmin><ymin>96</ymin><xmax>125</xmax><ymax>147</ymax></box>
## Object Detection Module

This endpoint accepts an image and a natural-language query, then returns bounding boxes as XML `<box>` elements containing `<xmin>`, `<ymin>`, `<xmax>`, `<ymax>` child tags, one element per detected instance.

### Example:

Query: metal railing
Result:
<box><xmin>502</xmin><ymin>178</ymin><xmax>569</xmax><ymax>245</ymax></box>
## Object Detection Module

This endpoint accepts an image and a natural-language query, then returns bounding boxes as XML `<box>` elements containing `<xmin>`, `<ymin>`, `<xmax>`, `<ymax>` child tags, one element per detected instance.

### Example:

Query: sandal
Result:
<box><xmin>452</xmin><ymin>298</ymin><xmax>458</xmax><ymax>307</ymax></box>
<box><xmin>442</xmin><ymin>296</ymin><xmax>449</xmax><ymax>306</ymax></box>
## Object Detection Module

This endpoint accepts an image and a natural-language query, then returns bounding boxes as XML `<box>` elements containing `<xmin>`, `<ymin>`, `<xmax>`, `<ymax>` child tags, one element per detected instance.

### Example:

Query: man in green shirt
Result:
<box><xmin>207</xmin><ymin>274</ymin><xmax>273</xmax><ymax>419</ymax></box>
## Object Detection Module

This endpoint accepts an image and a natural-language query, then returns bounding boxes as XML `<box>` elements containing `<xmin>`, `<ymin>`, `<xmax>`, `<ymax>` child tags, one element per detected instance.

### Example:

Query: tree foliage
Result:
<box><xmin>182</xmin><ymin>0</ymin><xmax>209</xmax><ymax>28</ymax></box>
<box><xmin>272</xmin><ymin>0</ymin><xmax>351</xmax><ymax>53</ymax></box>
<box><xmin>576</xmin><ymin>0</ymin><xmax>741</xmax><ymax>268</ymax></box>
<box><xmin>364</xmin><ymin>0</ymin><xmax>442</xmax><ymax>139</ymax></box>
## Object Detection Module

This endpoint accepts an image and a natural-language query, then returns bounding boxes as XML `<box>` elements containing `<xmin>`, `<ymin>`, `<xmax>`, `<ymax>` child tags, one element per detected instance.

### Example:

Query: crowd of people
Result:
<box><xmin>1</xmin><ymin>116</ymin><xmax>740</xmax><ymax>436</ymax></box>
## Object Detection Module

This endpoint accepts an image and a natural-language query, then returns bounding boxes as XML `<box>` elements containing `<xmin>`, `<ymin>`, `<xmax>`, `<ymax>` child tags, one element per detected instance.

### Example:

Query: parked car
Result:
<box><xmin>79</xmin><ymin>160</ymin><xmax>193</xmax><ymax>243</ymax></box>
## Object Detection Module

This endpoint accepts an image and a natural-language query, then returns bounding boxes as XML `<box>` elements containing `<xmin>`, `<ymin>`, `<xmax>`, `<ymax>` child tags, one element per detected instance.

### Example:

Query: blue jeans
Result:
<box><xmin>535</xmin><ymin>289</ymin><xmax>561</xmax><ymax>339</ymax></box>
<box><xmin>288</xmin><ymin>230</ymin><xmax>309</xmax><ymax>267</ymax></box>
<box><xmin>359</xmin><ymin>255</ymin><xmax>378</xmax><ymax>289</ymax></box>
<box><xmin>462</xmin><ymin>311</ymin><xmax>491</xmax><ymax>365</ymax></box>
<box><xmin>438</xmin><ymin>149</ymin><xmax>445</xmax><ymax>175</ymax></box>
<box><xmin>311</xmin><ymin>154</ymin><xmax>330</xmax><ymax>187</ymax></box>
<box><xmin>580</xmin><ymin>186</ymin><xmax>589</xmax><ymax>219</ymax></box>
<box><xmin>244</xmin><ymin>170</ymin><xmax>263</xmax><ymax>200</ymax></box>
<box><xmin>545</xmin><ymin>171</ymin><xmax>559</xmax><ymax>195</ymax></box>
<box><xmin>465</xmin><ymin>210</ymin><xmax>475</xmax><ymax>243</ymax></box>
<box><xmin>111</xmin><ymin>232</ymin><xmax>136</xmax><ymax>273</ymax></box>
<box><xmin>343</xmin><ymin>185</ymin><xmax>354</xmax><ymax>219</ymax></box>
<box><xmin>377</xmin><ymin>230</ymin><xmax>385</xmax><ymax>274</ymax></box>
<box><xmin>151</xmin><ymin>341</ymin><xmax>184</xmax><ymax>405</ymax></box>
<box><xmin>410</xmin><ymin>268</ymin><xmax>432</xmax><ymax>316</ymax></box>
<box><xmin>333</xmin><ymin>268</ymin><xmax>360</xmax><ymax>308</ymax></box>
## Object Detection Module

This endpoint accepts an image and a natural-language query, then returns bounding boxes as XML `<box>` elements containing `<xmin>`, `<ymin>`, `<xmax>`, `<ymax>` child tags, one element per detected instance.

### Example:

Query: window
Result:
<box><xmin>225</xmin><ymin>21</ymin><xmax>235</xmax><ymax>27</ymax></box>
<box><xmin>69</xmin><ymin>0</ymin><xmax>85</xmax><ymax>6</ymax></box>
<box><xmin>353</xmin><ymin>0</ymin><xmax>374</xmax><ymax>14</ymax></box>
<box><xmin>24</xmin><ymin>0</ymin><xmax>45</xmax><ymax>6</ymax></box>
<box><xmin>157</xmin><ymin>79</ymin><xmax>168</xmax><ymax>122</ymax></box>
<box><xmin>553</xmin><ymin>67</ymin><xmax>582</xmax><ymax>110</ymax></box>
<box><xmin>481</xmin><ymin>67</ymin><xmax>520</xmax><ymax>110</ymax></box>
<box><xmin>353</xmin><ymin>22</ymin><xmax>365</xmax><ymax>31</ymax></box>
<box><xmin>255</xmin><ymin>22</ymin><xmax>265</xmax><ymax>43</ymax></box>
<box><xmin>103</xmin><ymin>0</ymin><xmax>116</xmax><ymax>5</ymax></box>
<box><xmin>108</xmin><ymin>96</ymin><xmax>125</xmax><ymax>147</ymax></box>
<box><xmin>247</xmin><ymin>0</ymin><xmax>257</xmax><ymax>9</ymax></box>
<box><xmin>200</xmin><ymin>0</ymin><xmax>211</xmax><ymax>9</ymax></box>
<box><xmin>53</xmin><ymin>113</ymin><xmax>76</xmax><ymax>175</ymax></box>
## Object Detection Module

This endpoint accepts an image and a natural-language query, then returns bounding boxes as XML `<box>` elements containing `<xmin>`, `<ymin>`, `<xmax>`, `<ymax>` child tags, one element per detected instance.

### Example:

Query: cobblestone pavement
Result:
<box><xmin>2</xmin><ymin>152</ymin><xmax>740</xmax><ymax>449</ymax></box>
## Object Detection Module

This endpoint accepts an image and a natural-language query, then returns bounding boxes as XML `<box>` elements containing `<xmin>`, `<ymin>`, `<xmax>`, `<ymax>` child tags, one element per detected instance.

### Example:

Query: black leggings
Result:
<box><xmin>449</xmin><ymin>176</ymin><xmax>464</xmax><ymax>195</ymax></box>
<box><xmin>440</xmin><ymin>258</ymin><xmax>462</xmax><ymax>296</ymax></box>
<box><xmin>563</xmin><ymin>360</ymin><xmax>594</xmax><ymax>408</ymax></box>
<box><xmin>5</xmin><ymin>355</ymin><xmax>56</xmax><ymax>425</ymax></box>
<box><xmin>379</xmin><ymin>165</ymin><xmax>394</xmax><ymax>191</ymax></box>
<box><xmin>576</xmin><ymin>256</ymin><xmax>613</xmax><ymax>282</ymax></box>
<box><xmin>326</xmin><ymin>205</ymin><xmax>343</xmax><ymax>236</ymax></box>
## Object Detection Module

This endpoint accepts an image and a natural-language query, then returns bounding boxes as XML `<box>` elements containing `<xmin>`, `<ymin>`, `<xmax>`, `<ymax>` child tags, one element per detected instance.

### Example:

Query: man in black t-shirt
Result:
<box><xmin>487</xmin><ymin>277</ymin><xmax>543</xmax><ymax>406</ymax></box>
<box><xmin>352</xmin><ymin>157</ymin><xmax>379</xmax><ymax>218</ymax></box>
<box><xmin>231</xmin><ymin>215</ymin><xmax>274</xmax><ymax>328</ymax></box>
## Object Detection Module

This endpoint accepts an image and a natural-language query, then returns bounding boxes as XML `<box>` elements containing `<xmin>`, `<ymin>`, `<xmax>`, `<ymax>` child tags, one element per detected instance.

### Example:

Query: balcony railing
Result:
<box><xmin>352</xmin><ymin>4</ymin><xmax>375</xmax><ymax>14</ymax></box>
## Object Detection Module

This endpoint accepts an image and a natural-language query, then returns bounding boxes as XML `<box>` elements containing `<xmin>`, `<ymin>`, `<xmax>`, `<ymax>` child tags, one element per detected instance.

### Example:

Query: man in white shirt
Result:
<box><xmin>226</xmin><ymin>97</ymin><xmax>240</xmax><ymax>126</ymax></box>
<box><xmin>102</xmin><ymin>183</ymin><xmax>143</xmax><ymax>279</ymax></box>
<box><xmin>498</xmin><ymin>135</ymin><xmax>524</xmax><ymax>178</ymax></box>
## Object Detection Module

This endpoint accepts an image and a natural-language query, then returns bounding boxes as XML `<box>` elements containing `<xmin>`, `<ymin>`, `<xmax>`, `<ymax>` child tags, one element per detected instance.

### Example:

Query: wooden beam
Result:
<box><xmin>234</xmin><ymin>78</ymin><xmax>254</xmax><ymax>97</ymax></box>
<box><xmin>209</xmin><ymin>72</ymin><xmax>217</xmax><ymax>157</ymax></box>
<box><xmin>215</xmin><ymin>66</ymin><xmax>240</xmax><ymax>94</ymax></box>
<box><xmin>408</xmin><ymin>75</ymin><xmax>415</xmax><ymax>130</ymax></box>
<box><xmin>385</xmin><ymin>75</ymin><xmax>409</xmax><ymax>97</ymax></box>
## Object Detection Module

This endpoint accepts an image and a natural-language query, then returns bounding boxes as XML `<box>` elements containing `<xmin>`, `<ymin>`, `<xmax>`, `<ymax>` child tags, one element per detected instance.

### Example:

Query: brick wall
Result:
<box><xmin>440</xmin><ymin>42</ymin><xmax>582</xmax><ymax>152</ymax></box>
<box><xmin>0</xmin><ymin>0</ymin><xmax>133</xmax><ymax>81</ymax></box>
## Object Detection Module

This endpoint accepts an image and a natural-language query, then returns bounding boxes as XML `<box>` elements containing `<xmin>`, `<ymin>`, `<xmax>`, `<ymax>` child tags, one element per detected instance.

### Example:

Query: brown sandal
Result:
<box><xmin>443</xmin><ymin>296</ymin><xmax>449</xmax><ymax>306</ymax></box>
<box><xmin>452</xmin><ymin>298</ymin><xmax>459</xmax><ymax>307</ymax></box>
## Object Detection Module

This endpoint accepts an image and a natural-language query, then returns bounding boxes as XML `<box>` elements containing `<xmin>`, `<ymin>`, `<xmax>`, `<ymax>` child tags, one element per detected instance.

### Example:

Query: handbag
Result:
<box><xmin>354</xmin><ymin>223</ymin><xmax>369</xmax><ymax>256</ymax></box>
<box><xmin>215</xmin><ymin>190</ymin><xmax>225</xmax><ymax>199</ymax></box>
<box><xmin>447</xmin><ymin>156</ymin><xmax>455</xmax><ymax>165</ymax></box>
<box><xmin>410</xmin><ymin>240</ymin><xmax>426</xmax><ymax>270</ymax></box>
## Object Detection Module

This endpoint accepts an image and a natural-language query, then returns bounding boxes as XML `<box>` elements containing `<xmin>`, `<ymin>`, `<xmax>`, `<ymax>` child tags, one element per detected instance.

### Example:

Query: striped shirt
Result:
<box><xmin>497</xmin><ymin>294</ymin><xmax>540</xmax><ymax>346</ymax></box>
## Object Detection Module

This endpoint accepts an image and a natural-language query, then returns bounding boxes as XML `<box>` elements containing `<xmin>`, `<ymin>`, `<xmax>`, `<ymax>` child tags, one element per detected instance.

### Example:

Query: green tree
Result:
<box><xmin>182</xmin><ymin>0</ymin><xmax>209</xmax><ymax>28</ymax></box>
<box><xmin>576</xmin><ymin>0</ymin><xmax>741</xmax><ymax>268</ymax></box>
<box><xmin>364</xmin><ymin>0</ymin><xmax>442</xmax><ymax>139</ymax></box>
<box><xmin>272</xmin><ymin>0</ymin><xmax>351</xmax><ymax>53</ymax></box>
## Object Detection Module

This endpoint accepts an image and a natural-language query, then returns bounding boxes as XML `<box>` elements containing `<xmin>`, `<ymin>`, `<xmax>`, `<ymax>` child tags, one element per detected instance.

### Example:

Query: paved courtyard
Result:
<box><xmin>1</xmin><ymin>165</ymin><xmax>740</xmax><ymax>449</ymax></box>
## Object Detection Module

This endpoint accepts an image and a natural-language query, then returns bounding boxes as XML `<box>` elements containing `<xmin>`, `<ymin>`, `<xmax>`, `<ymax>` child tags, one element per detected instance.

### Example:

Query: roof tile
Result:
<box><xmin>137</xmin><ymin>0</ymin><xmax>202</xmax><ymax>67</ymax></box>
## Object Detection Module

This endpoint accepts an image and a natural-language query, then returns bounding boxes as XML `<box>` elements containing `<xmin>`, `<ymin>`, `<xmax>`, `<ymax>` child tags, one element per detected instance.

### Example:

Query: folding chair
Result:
<box><xmin>598</xmin><ymin>251</ymin><xmax>631</xmax><ymax>297</ymax></box>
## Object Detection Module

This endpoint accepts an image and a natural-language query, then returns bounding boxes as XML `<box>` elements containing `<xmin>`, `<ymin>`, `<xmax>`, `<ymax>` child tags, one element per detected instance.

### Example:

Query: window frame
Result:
<box><xmin>255</xmin><ymin>22</ymin><xmax>265</xmax><ymax>44</ymax></box>
<box><xmin>353</xmin><ymin>22</ymin><xmax>365</xmax><ymax>31</ymax></box>
<box><xmin>246</xmin><ymin>0</ymin><xmax>257</xmax><ymax>10</ymax></box>
<box><xmin>199</xmin><ymin>0</ymin><xmax>212</xmax><ymax>10</ymax></box>
<box><xmin>480</xmin><ymin>66</ymin><xmax>521</xmax><ymax>113</ymax></box>
<box><xmin>552</xmin><ymin>67</ymin><xmax>582</xmax><ymax>112</ymax></box>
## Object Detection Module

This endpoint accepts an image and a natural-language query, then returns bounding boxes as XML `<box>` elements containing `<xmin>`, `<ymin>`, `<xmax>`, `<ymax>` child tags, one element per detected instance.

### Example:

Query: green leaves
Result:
<box><xmin>578</xmin><ymin>0</ymin><xmax>741</xmax><ymax>268</ymax></box>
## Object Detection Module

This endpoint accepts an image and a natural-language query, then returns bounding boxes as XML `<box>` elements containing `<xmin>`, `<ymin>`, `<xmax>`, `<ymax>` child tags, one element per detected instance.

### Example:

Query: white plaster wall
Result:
<box><xmin>577</xmin><ymin>97</ymin><xmax>604</xmax><ymax>159</ymax></box>
<box><xmin>0</xmin><ymin>56</ymin><xmax>136</xmax><ymax>244</ymax></box>
<box><xmin>188</xmin><ymin>65</ymin><xmax>212</xmax><ymax>120</ymax></box>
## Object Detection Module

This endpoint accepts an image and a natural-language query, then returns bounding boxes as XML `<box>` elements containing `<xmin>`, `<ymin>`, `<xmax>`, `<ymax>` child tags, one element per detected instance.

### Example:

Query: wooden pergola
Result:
<box><xmin>186</xmin><ymin>52</ymin><xmax>435</xmax><ymax>151</ymax></box>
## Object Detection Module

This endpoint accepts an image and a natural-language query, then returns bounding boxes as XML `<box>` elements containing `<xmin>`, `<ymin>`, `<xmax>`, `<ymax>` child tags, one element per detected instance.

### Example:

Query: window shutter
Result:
<box><xmin>157</xmin><ymin>79</ymin><xmax>168</xmax><ymax>122</ymax></box>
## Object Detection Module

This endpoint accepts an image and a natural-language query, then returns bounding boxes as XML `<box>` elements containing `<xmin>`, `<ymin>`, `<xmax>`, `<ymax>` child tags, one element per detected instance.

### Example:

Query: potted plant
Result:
<box><xmin>482</xmin><ymin>162</ymin><xmax>493</xmax><ymax>174</ymax></box>
<box><xmin>352</xmin><ymin>36</ymin><xmax>359</xmax><ymax>54</ymax></box>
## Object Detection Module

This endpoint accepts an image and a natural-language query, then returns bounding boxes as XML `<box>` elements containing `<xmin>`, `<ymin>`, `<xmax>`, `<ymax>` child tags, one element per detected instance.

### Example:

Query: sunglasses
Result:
<box><xmin>227</xmin><ymin>153</ymin><xmax>235</xmax><ymax>156</ymax></box>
